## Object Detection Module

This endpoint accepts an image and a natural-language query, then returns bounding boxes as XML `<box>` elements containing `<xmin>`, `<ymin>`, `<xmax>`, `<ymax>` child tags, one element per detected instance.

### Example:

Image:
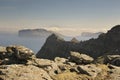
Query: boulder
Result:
<box><xmin>105</xmin><ymin>55</ymin><xmax>120</xmax><ymax>61</ymax></box>
<box><xmin>54</xmin><ymin>57</ymin><xmax>74</xmax><ymax>72</ymax></box>
<box><xmin>0</xmin><ymin>46</ymin><xmax>7</xmax><ymax>60</ymax></box>
<box><xmin>6</xmin><ymin>45</ymin><xmax>34</xmax><ymax>60</ymax></box>
<box><xmin>69</xmin><ymin>51</ymin><xmax>94</xmax><ymax>64</ymax></box>
<box><xmin>0</xmin><ymin>45</ymin><xmax>35</xmax><ymax>65</ymax></box>
<box><xmin>111</xmin><ymin>57</ymin><xmax>120</xmax><ymax>66</ymax></box>
<box><xmin>104</xmin><ymin>55</ymin><xmax>120</xmax><ymax>66</ymax></box>
<box><xmin>0</xmin><ymin>46</ymin><xmax>6</xmax><ymax>53</ymax></box>
<box><xmin>54</xmin><ymin>57</ymin><xmax>68</xmax><ymax>64</ymax></box>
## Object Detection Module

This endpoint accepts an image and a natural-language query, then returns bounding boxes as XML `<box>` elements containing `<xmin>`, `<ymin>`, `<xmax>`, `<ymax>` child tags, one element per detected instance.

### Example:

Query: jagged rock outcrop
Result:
<box><xmin>0</xmin><ymin>45</ymin><xmax>34</xmax><ymax>64</ymax></box>
<box><xmin>36</xmin><ymin>34</ymin><xmax>82</xmax><ymax>60</ymax></box>
<box><xmin>37</xmin><ymin>25</ymin><xmax>120</xmax><ymax>59</ymax></box>
<box><xmin>36</xmin><ymin>34</ymin><xmax>71</xmax><ymax>59</ymax></box>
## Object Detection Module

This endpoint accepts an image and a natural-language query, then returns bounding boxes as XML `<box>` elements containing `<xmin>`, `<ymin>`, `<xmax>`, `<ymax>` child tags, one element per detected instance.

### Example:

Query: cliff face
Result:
<box><xmin>36</xmin><ymin>25</ymin><xmax>120</xmax><ymax>59</ymax></box>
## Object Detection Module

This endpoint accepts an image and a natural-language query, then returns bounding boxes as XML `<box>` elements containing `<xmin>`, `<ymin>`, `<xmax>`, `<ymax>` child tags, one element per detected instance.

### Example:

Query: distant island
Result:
<box><xmin>80</xmin><ymin>32</ymin><xmax>103</xmax><ymax>38</ymax></box>
<box><xmin>18</xmin><ymin>29</ymin><xmax>53</xmax><ymax>37</ymax></box>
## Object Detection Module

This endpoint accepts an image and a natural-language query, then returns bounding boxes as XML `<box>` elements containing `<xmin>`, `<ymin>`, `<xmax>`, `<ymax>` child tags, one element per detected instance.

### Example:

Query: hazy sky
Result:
<box><xmin>0</xmin><ymin>0</ymin><xmax>120</xmax><ymax>36</ymax></box>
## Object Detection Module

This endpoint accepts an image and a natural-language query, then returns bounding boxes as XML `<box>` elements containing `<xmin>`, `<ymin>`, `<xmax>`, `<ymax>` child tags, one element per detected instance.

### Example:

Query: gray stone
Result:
<box><xmin>54</xmin><ymin>57</ymin><xmax>68</xmax><ymax>64</ymax></box>
<box><xmin>6</xmin><ymin>45</ymin><xmax>34</xmax><ymax>60</ymax></box>
<box><xmin>70</xmin><ymin>51</ymin><xmax>94</xmax><ymax>64</ymax></box>
<box><xmin>32</xmin><ymin>59</ymin><xmax>60</xmax><ymax>76</ymax></box>
<box><xmin>0</xmin><ymin>46</ymin><xmax>6</xmax><ymax>53</ymax></box>
<box><xmin>0</xmin><ymin>45</ymin><xmax>35</xmax><ymax>65</ymax></box>
<box><xmin>77</xmin><ymin>64</ymin><xmax>102</xmax><ymax>78</ymax></box>
<box><xmin>104</xmin><ymin>55</ymin><xmax>120</xmax><ymax>66</ymax></box>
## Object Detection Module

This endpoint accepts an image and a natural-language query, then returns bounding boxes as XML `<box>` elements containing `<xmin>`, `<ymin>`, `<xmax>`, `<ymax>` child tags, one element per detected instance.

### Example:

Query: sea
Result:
<box><xmin>0</xmin><ymin>33</ymin><xmax>93</xmax><ymax>54</ymax></box>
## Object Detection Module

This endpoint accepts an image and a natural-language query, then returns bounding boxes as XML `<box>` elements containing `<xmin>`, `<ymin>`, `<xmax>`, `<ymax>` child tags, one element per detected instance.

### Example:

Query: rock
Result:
<box><xmin>0</xmin><ymin>45</ymin><xmax>35</xmax><ymax>65</ymax></box>
<box><xmin>71</xmin><ymin>37</ymin><xmax>79</xmax><ymax>43</ymax></box>
<box><xmin>0</xmin><ymin>46</ymin><xmax>7</xmax><ymax>60</ymax></box>
<box><xmin>66</xmin><ymin>62</ymin><xmax>76</xmax><ymax>67</ymax></box>
<box><xmin>54</xmin><ymin>57</ymin><xmax>74</xmax><ymax>72</ymax></box>
<box><xmin>6</xmin><ymin>45</ymin><xmax>34</xmax><ymax>60</ymax></box>
<box><xmin>36</xmin><ymin>33</ymin><xmax>70</xmax><ymax>60</ymax></box>
<box><xmin>111</xmin><ymin>57</ymin><xmax>120</xmax><ymax>66</ymax></box>
<box><xmin>70</xmin><ymin>51</ymin><xmax>94</xmax><ymax>64</ymax></box>
<box><xmin>105</xmin><ymin>55</ymin><xmax>120</xmax><ymax>61</ymax></box>
<box><xmin>104</xmin><ymin>55</ymin><xmax>120</xmax><ymax>66</ymax></box>
<box><xmin>107</xmin><ymin>64</ymin><xmax>120</xmax><ymax>80</ymax></box>
<box><xmin>0</xmin><ymin>45</ymin><xmax>117</xmax><ymax>80</ymax></box>
<box><xmin>52</xmin><ymin>71</ymin><xmax>92</xmax><ymax>80</ymax></box>
<box><xmin>77</xmin><ymin>64</ymin><xmax>108</xmax><ymax>80</ymax></box>
<box><xmin>95</xmin><ymin>55</ymin><xmax>120</xmax><ymax>67</ymax></box>
<box><xmin>30</xmin><ymin>59</ymin><xmax>60</xmax><ymax>76</ymax></box>
<box><xmin>37</xmin><ymin>25</ymin><xmax>120</xmax><ymax>59</ymax></box>
<box><xmin>0</xmin><ymin>64</ymin><xmax>53</xmax><ymax>80</ymax></box>
<box><xmin>77</xmin><ymin>64</ymin><xmax>102</xmax><ymax>78</ymax></box>
<box><xmin>52</xmin><ymin>64</ymin><xmax>109</xmax><ymax>80</ymax></box>
<box><xmin>0</xmin><ymin>46</ymin><xmax>6</xmax><ymax>53</ymax></box>
<box><xmin>54</xmin><ymin>57</ymin><xmax>68</xmax><ymax>64</ymax></box>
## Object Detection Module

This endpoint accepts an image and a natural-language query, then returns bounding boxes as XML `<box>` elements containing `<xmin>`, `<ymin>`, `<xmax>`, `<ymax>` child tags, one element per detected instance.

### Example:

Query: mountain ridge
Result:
<box><xmin>36</xmin><ymin>25</ymin><xmax>120</xmax><ymax>59</ymax></box>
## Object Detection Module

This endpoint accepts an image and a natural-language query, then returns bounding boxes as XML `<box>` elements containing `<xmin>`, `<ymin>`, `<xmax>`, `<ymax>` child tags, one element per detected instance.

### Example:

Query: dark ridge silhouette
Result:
<box><xmin>36</xmin><ymin>25</ymin><xmax>120</xmax><ymax>60</ymax></box>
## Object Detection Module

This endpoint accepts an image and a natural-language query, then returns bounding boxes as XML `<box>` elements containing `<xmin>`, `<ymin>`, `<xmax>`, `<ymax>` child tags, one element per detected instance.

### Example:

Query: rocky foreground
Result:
<box><xmin>0</xmin><ymin>45</ymin><xmax>120</xmax><ymax>80</ymax></box>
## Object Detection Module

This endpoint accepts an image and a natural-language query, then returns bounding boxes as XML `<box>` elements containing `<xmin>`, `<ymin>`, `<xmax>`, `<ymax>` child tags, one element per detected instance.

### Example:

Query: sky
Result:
<box><xmin>0</xmin><ymin>0</ymin><xmax>120</xmax><ymax>36</ymax></box>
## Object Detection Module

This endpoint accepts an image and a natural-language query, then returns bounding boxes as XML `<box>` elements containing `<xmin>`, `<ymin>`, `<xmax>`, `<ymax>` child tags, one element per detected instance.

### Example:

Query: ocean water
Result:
<box><xmin>0</xmin><ymin>33</ymin><xmax>93</xmax><ymax>54</ymax></box>
<box><xmin>0</xmin><ymin>34</ymin><xmax>46</xmax><ymax>53</ymax></box>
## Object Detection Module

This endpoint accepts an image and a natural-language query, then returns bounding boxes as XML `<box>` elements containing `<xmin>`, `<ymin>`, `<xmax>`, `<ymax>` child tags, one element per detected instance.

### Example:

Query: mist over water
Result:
<box><xmin>0</xmin><ymin>33</ymin><xmax>93</xmax><ymax>54</ymax></box>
